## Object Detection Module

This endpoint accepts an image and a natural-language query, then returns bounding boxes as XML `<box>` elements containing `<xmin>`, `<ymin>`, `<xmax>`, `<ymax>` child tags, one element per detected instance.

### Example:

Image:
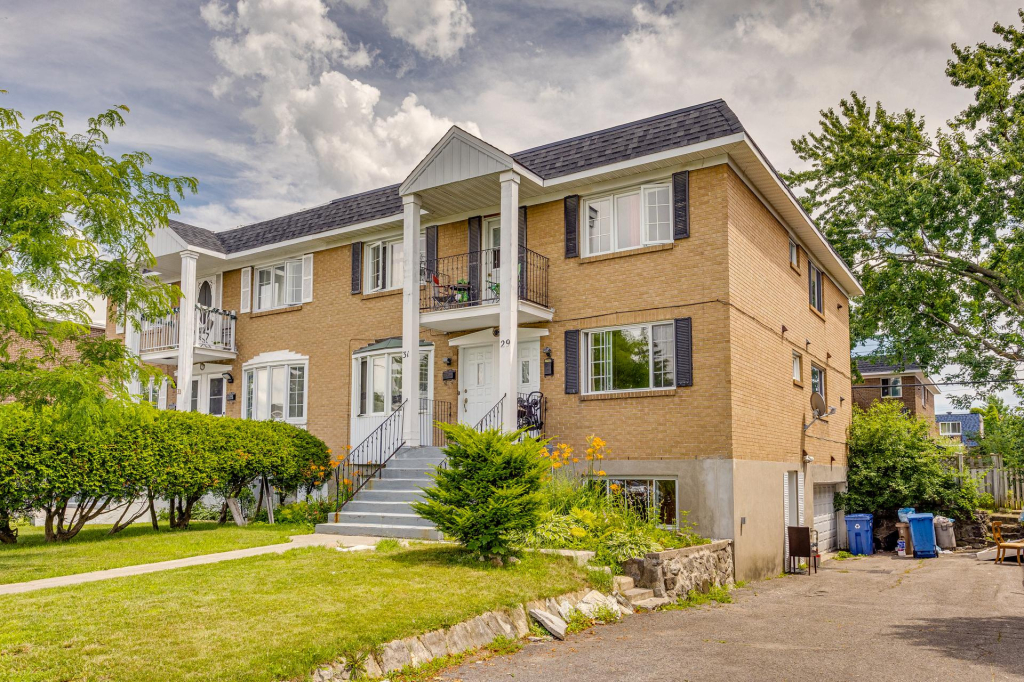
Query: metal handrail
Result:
<box><xmin>335</xmin><ymin>400</ymin><xmax>407</xmax><ymax>512</ymax></box>
<box><xmin>139</xmin><ymin>305</ymin><xmax>236</xmax><ymax>354</ymax></box>
<box><xmin>474</xmin><ymin>394</ymin><xmax>506</xmax><ymax>432</ymax></box>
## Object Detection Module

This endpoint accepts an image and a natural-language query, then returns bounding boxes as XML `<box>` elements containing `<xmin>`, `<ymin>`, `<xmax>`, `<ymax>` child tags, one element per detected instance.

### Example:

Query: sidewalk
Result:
<box><xmin>0</xmin><ymin>533</ymin><xmax>382</xmax><ymax>596</ymax></box>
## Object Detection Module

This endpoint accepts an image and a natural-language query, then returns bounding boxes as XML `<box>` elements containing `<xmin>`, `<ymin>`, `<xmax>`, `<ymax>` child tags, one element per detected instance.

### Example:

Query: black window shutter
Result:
<box><xmin>674</xmin><ymin>317</ymin><xmax>693</xmax><ymax>387</ymax></box>
<box><xmin>672</xmin><ymin>171</ymin><xmax>690</xmax><ymax>240</ymax></box>
<box><xmin>564</xmin><ymin>329</ymin><xmax>580</xmax><ymax>394</ymax></box>
<box><xmin>564</xmin><ymin>195</ymin><xmax>579</xmax><ymax>258</ymax></box>
<box><xmin>468</xmin><ymin>216</ymin><xmax>481</xmax><ymax>302</ymax></box>
<box><xmin>425</xmin><ymin>225</ymin><xmax>438</xmax><ymax>278</ymax></box>
<box><xmin>518</xmin><ymin>206</ymin><xmax>527</xmax><ymax>249</ymax></box>
<box><xmin>351</xmin><ymin>241</ymin><xmax>363</xmax><ymax>294</ymax></box>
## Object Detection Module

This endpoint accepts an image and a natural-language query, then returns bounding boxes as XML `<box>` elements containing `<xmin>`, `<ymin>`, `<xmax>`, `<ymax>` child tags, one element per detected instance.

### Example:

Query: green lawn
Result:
<box><xmin>0</xmin><ymin>545</ymin><xmax>587</xmax><ymax>682</ymax></box>
<box><xmin>0</xmin><ymin>523</ymin><xmax>305</xmax><ymax>585</ymax></box>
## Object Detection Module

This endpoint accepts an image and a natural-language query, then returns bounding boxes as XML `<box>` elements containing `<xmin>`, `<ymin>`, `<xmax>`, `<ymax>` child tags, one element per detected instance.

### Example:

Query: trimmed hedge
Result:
<box><xmin>0</xmin><ymin>401</ymin><xmax>330</xmax><ymax>543</ymax></box>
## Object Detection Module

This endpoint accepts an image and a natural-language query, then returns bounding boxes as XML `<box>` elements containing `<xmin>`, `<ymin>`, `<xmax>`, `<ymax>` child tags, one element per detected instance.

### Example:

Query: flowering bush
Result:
<box><xmin>517</xmin><ymin>434</ymin><xmax>709</xmax><ymax>565</ymax></box>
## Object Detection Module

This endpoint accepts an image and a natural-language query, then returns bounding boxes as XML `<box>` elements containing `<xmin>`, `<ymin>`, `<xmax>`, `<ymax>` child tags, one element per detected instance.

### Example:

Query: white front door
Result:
<box><xmin>461</xmin><ymin>344</ymin><xmax>494</xmax><ymax>425</ymax></box>
<box><xmin>814</xmin><ymin>484</ymin><xmax>838</xmax><ymax>552</ymax></box>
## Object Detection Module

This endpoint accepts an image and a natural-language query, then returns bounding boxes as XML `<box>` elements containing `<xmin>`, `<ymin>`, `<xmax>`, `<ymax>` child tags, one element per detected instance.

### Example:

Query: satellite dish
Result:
<box><xmin>810</xmin><ymin>392</ymin><xmax>827</xmax><ymax>416</ymax></box>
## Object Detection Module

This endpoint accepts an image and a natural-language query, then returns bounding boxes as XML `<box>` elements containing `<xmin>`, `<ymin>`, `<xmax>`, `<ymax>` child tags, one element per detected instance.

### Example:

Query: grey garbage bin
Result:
<box><xmin>934</xmin><ymin>516</ymin><xmax>956</xmax><ymax>550</ymax></box>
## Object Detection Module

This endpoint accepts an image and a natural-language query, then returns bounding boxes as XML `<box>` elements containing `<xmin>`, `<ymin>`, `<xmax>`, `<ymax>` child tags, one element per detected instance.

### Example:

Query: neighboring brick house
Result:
<box><xmin>935</xmin><ymin>412</ymin><xmax>984</xmax><ymax>447</ymax></box>
<box><xmin>117</xmin><ymin>100</ymin><xmax>862</xmax><ymax>579</ymax></box>
<box><xmin>852</xmin><ymin>359</ymin><xmax>941</xmax><ymax>427</ymax></box>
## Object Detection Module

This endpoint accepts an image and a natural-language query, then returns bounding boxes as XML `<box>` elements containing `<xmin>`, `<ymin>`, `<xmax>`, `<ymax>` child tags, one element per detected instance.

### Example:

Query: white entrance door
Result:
<box><xmin>461</xmin><ymin>344</ymin><xmax>494</xmax><ymax>425</ymax></box>
<box><xmin>814</xmin><ymin>484</ymin><xmax>838</xmax><ymax>552</ymax></box>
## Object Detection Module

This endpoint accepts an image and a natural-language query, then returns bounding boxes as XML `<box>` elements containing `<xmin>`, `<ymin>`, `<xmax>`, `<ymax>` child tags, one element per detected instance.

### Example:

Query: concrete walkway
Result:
<box><xmin>443</xmin><ymin>553</ymin><xmax>1024</xmax><ymax>681</ymax></box>
<box><xmin>0</xmin><ymin>533</ymin><xmax>381</xmax><ymax>595</ymax></box>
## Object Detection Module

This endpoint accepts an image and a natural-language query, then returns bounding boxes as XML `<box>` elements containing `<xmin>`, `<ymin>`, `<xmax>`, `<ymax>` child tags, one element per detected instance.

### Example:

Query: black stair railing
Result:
<box><xmin>474</xmin><ymin>394</ymin><xmax>506</xmax><ymax>432</ymax></box>
<box><xmin>334</xmin><ymin>401</ymin><xmax>407</xmax><ymax>512</ymax></box>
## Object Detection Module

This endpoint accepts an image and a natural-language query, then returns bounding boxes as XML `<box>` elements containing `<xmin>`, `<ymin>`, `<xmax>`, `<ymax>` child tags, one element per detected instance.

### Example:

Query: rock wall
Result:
<box><xmin>621</xmin><ymin>540</ymin><xmax>734</xmax><ymax>599</ymax></box>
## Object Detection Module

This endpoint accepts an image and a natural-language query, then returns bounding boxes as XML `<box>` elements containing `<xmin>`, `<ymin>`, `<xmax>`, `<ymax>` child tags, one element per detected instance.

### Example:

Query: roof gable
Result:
<box><xmin>400</xmin><ymin>126</ymin><xmax>515</xmax><ymax>196</ymax></box>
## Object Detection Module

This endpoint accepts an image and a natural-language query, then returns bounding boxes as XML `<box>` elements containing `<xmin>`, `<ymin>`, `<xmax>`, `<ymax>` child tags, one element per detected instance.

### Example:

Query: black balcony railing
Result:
<box><xmin>421</xmin><ymin>247</ymin><xmax>549</xmax><ymax>313</ymax></box>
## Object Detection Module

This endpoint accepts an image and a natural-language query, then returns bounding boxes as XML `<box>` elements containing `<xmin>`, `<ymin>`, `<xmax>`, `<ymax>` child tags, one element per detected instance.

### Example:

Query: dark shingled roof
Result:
<box><xmin>171</xmin><ymin>99</ymin><xmax>745</xmax><ymax>254</ymax></box>
<box><xmin>168</xmin><ymin>220</ymin><xmax>225</xmax><ymax>253</ymax></box>
<box><xmin>511</xmin><ymin>99</ymin><xmax>744</xmax><ymax>180</ymax></box>
<box><xmin>856</xmin><ymin>358</ymin><xmax>923</xmax><ymax>375</ymax></box>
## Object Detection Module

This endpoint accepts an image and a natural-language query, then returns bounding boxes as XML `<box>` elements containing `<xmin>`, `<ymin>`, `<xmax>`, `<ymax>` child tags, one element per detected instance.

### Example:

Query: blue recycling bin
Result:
<box><xmin>907</xmin><ymin>513</ymin><xmax>937</xmax><ymax>558</ymax></box>
<box><xmin>845</xmin><ymin>513</ymin><xmax>874</xmax><ymax>555</ymax></box>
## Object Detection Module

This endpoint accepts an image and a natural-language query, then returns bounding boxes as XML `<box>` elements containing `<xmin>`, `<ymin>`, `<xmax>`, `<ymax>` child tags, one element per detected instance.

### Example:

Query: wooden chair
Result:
<box><xmin>993</xmin><ymin>521</ymin><xmax>1024</xmax><ymax>565</ymax></box>
<box><xmin>787</xmin><ymin>526</ymin><xmax>818</xmax><ymax>574</ymax></box>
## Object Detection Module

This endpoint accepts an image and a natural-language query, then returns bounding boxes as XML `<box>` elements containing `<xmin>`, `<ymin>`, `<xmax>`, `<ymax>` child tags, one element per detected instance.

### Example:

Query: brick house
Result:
<box><xmin>113</xmin><ymin>100</ymin><xmax>862</xmax><ymax>579</ymax></box>
<box><xmin>852</xmin><ymin>359</ymin><xmax>941</xmax><ymax>427</ymax></box>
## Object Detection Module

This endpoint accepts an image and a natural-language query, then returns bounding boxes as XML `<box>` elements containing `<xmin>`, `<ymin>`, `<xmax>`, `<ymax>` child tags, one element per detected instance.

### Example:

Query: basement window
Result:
<box><xmin>602</xmin><ymin>478</ymin><xmax>678</xmax><ymax>526</ymax></box>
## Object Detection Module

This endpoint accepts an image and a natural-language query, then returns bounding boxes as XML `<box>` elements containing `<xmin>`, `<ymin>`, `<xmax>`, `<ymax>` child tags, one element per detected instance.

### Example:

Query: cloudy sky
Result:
<box><xmin>2</xmin><ymin>0</ymin><xmax>1020</xmax><ymax>408</ymax></box>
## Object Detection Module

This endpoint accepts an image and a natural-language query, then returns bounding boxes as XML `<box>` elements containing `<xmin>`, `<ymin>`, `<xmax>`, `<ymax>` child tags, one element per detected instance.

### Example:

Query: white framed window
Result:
<box><xmin>789</xmin><ymin>240</ymin><xmax>799</xmax><ymax>268</ymax></box>
<box><xmin>583</xmin><ymin>322</ymin><xmax>674</xmax><ymax>394</ymax></box>
<box><xmin>808</xmin><ymin>261</ymin><xmax>824</xmax><ymax>313</ymax></box>
<box><xmin>939</xmin><ymin>421</ymin><xmax>962</xmax><ymax>437</ymax></box>
<box><xmin>792</xmin><ymin>352</ymin><xmax>802</xmax><ymax>384</ymax></box>
<box><xmin>356</xmin><ymin>350</ymin><xmax>431</xmax><ymax>416</ymax></box>
<box><xmin>881</xmin><ymin>377</ymin><xmax>902</xmax><ymax>398</ymax></box>
<box><xmin>811</xmin><ymin>365</ymin><xmax>826</xmax><ymax>400</ymax></box>
<box><xmin>254</xmin><ymin>259</ymin><xmax>303</xmax><ymax>311</ymax></box>
<box><xmin>242</xmin><ymin>361</ymin><xmax>308</xmax><ymax>424</ymax></box>
<box><xmin>602</xmin><ymin>478</ymin><xmax>678</xmax><ymax>527</ymax></box>
<box><xmin>140</xmin><ymin>378</ymin><xmax>161</xmax><ymax>407</ymax></box>
<box><xmin>582</xmin><ymin>182</ymin><xmax>672</xmax><ymax>256</ymax></box>
<box><xmin>366</xmin><ymin>238</ymin><xmax>405</xmax><ymax>292</ymax></box>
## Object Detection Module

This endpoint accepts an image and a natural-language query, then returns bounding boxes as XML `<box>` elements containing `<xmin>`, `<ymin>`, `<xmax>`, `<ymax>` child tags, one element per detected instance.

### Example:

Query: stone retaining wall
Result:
<box><xmin>621</xmin><ymin>539</ymin><xmax>734</xmax><ymax>599</ymax></box>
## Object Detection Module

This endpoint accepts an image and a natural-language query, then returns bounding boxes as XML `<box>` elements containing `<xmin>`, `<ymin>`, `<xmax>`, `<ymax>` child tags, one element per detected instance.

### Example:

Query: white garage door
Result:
<box><xmin>813</xmin><ymin>484</ymin><xmax>838</xmax><ymax>552</ymax></box>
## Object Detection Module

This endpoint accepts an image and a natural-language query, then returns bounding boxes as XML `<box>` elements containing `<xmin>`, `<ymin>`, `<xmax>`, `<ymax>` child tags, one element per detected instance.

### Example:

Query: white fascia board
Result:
<box><xmin>738</xmin><ymin>136</ymin><xmax>864</xmax><ymax>298</ymax></box>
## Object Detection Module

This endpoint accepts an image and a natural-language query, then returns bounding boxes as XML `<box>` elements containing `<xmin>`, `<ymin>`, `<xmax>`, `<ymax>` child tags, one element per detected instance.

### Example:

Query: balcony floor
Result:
<box><xmin>419</xmin><ymin>300</ymin><xmax>553</xmax><ymax>333</ymax></box>
<box><xmin>140</xmin><ymin>346</ymin><xmax>237</xmax><ymax>366</ymax></box>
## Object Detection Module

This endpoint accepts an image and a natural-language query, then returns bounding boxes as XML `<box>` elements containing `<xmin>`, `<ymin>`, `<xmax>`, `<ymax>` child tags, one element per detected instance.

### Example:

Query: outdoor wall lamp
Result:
<box><xmin>442</xmin><ymin>356</ymin><xmax>452</xmax><ymax>366</ymax></box>
<box><xmin>543</xmin><ymin>347</ymin><xmax>552</xmax><ymax>358</ymax></box>
<box><xmin>221</xmin><ymin>372</ymin><xmax>234</xmax><ymax>384</ymax></box>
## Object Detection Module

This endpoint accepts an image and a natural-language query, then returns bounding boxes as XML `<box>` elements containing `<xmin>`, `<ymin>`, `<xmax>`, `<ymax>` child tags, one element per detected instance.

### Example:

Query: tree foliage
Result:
<box><xmin>835</xmin><ymin>401</ymin><xmax>978</xmax><ymax>521</ymax></box>
<box><xmin>413</xmin><ymin>424</ymin><xmax>548</xmax><ymax>561</ymax></box>
<box><xmin>0</xmin><ymin>96</ymin><xmax>196</xmax><ymax>416</ymax></box>
<box><xmin>0</xmin><ymin>403</ymin><xmax>331</xmax><ymax>543</ymax></box>
<box><xmin>784</xmin><ymin>13</ymin><xmax>1024</xmax><ymax>403</ymax></box>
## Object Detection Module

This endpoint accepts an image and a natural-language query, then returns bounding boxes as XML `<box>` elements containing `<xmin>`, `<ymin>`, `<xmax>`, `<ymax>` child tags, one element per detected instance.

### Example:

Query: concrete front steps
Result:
<box><xmin>315</xmin><ymin>446</ymin><xmax>445</xmax><ymax>541</ymax></box>
<box><xmin>613</xmin><ymin>576</ymin><xmax>673</xmax><ymax>610</ymax></box>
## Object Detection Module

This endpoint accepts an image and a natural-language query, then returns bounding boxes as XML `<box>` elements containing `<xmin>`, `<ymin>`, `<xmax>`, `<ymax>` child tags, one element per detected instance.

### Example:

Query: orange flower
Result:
<box><xmin>596</xmin><ymin>470</ymin><xmax>606</xmax><ymax>476</ymax></box>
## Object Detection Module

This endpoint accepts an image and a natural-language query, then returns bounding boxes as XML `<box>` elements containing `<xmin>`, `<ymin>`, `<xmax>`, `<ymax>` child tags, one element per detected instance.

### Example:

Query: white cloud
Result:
<box><xmin>381</xmin><ymin>0</ymin><xmax>474</xmax><ymax>60</ymax></box>
<box><xmin>196</xmin><ymin>0</ymin><xmax>478</xmax><ymax>224</ymax></box>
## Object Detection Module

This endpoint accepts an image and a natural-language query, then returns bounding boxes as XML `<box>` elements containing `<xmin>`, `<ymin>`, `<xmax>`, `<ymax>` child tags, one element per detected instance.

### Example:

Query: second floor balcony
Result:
<box><xmin>139</xmin><ymin>305</ymin><xmax>237</xmax><ymax>364</ymax></box>
<box><xmin>419</xmin><ymin>247</ymin><xmax>552</xmax><ymax>332</ymax></box>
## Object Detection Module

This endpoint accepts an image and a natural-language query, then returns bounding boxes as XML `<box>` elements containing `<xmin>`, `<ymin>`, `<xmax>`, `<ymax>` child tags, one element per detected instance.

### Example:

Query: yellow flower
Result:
<box><xmin>610</xmin><ymin>483</ymin><xmax>621</xmax><ymax>492</ymax></box>
<box><xmin>572</xmin><ymin>457</ymin><xmax>579</xmax><ymax>463</ymax></box>
<box><xmin>596</xmin><ymin>470</ymin><xmax>606</xmax><ymax>476</ymax></box>
<box><xmin>596</xmin><ymin>453</ymin><xmax>604</xmax><ymax>460</ymax></box>
<box><xmin>552</xmin><ymin>462</ymin><xmax>563</xmax><ymax>469</ymax></box>
<box><xmin>585</xmin><ymin>455</ymin><xmax>593</xmax><ymax>461</ymax></box>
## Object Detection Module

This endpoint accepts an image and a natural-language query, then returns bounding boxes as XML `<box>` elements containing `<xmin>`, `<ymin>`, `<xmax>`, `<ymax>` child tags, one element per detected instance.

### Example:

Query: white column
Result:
<box><xmin>177</xmin><ymin>251</ymin><xmax>199</xmax><ymax>411</ymax></box>
<box><xmin>401</xmin><ymin>194</ymin><xmax>422</xmax><ymax>446</ymax></box>
<box><xmin>123</xmin><ymin>308</ymin><xmax>141</xmax><ymax>400</ymax></box>
<box><xmin>498</xmin><ymin>171</ymin><xmax>521</xmax><ymax>432</ymax></box>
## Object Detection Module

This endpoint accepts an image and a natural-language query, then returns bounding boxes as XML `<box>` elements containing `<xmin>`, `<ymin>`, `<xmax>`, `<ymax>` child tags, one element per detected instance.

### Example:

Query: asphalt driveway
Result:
<box><xmin>442</xmin><ymin>553</ymin><xmax>1024</xmax><ymax>681</ymax></box>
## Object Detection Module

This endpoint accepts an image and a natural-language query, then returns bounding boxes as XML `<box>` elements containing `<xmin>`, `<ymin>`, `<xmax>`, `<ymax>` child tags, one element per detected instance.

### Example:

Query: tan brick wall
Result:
<box><xmin>724</xmin><ymin>168</ymin><xmax>851</xmax><ymax>470</ymax></box>
<box><xmin>142</xmin><ymin>162</ymin><xmax>853</xmax><ymax>470</ymax></box>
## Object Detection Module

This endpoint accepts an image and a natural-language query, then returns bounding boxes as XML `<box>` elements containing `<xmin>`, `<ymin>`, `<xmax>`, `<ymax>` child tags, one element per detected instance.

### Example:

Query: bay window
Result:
<box><xmin>255</xmin><ymin>259</ymin><xmax>303</xmax><ymax>311</ymax></box>
<box><xmin>583</xmin><ymin>182</ymin><xmax>672</xmax><ymax>256</ymax></box>
<box><xmin>243</xmin><ymin>362</ymin><xmax>307</xmax><ymax>424</ymax></box>
<box><xmin>357</xmin><ymin>351</ymin><xmax>431</xmax><ymax>416</ymax></box>
<box><xmin>583</xmin><ymin>322</ymin><xmax>673</xmax><ymax>393</ymax></box>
